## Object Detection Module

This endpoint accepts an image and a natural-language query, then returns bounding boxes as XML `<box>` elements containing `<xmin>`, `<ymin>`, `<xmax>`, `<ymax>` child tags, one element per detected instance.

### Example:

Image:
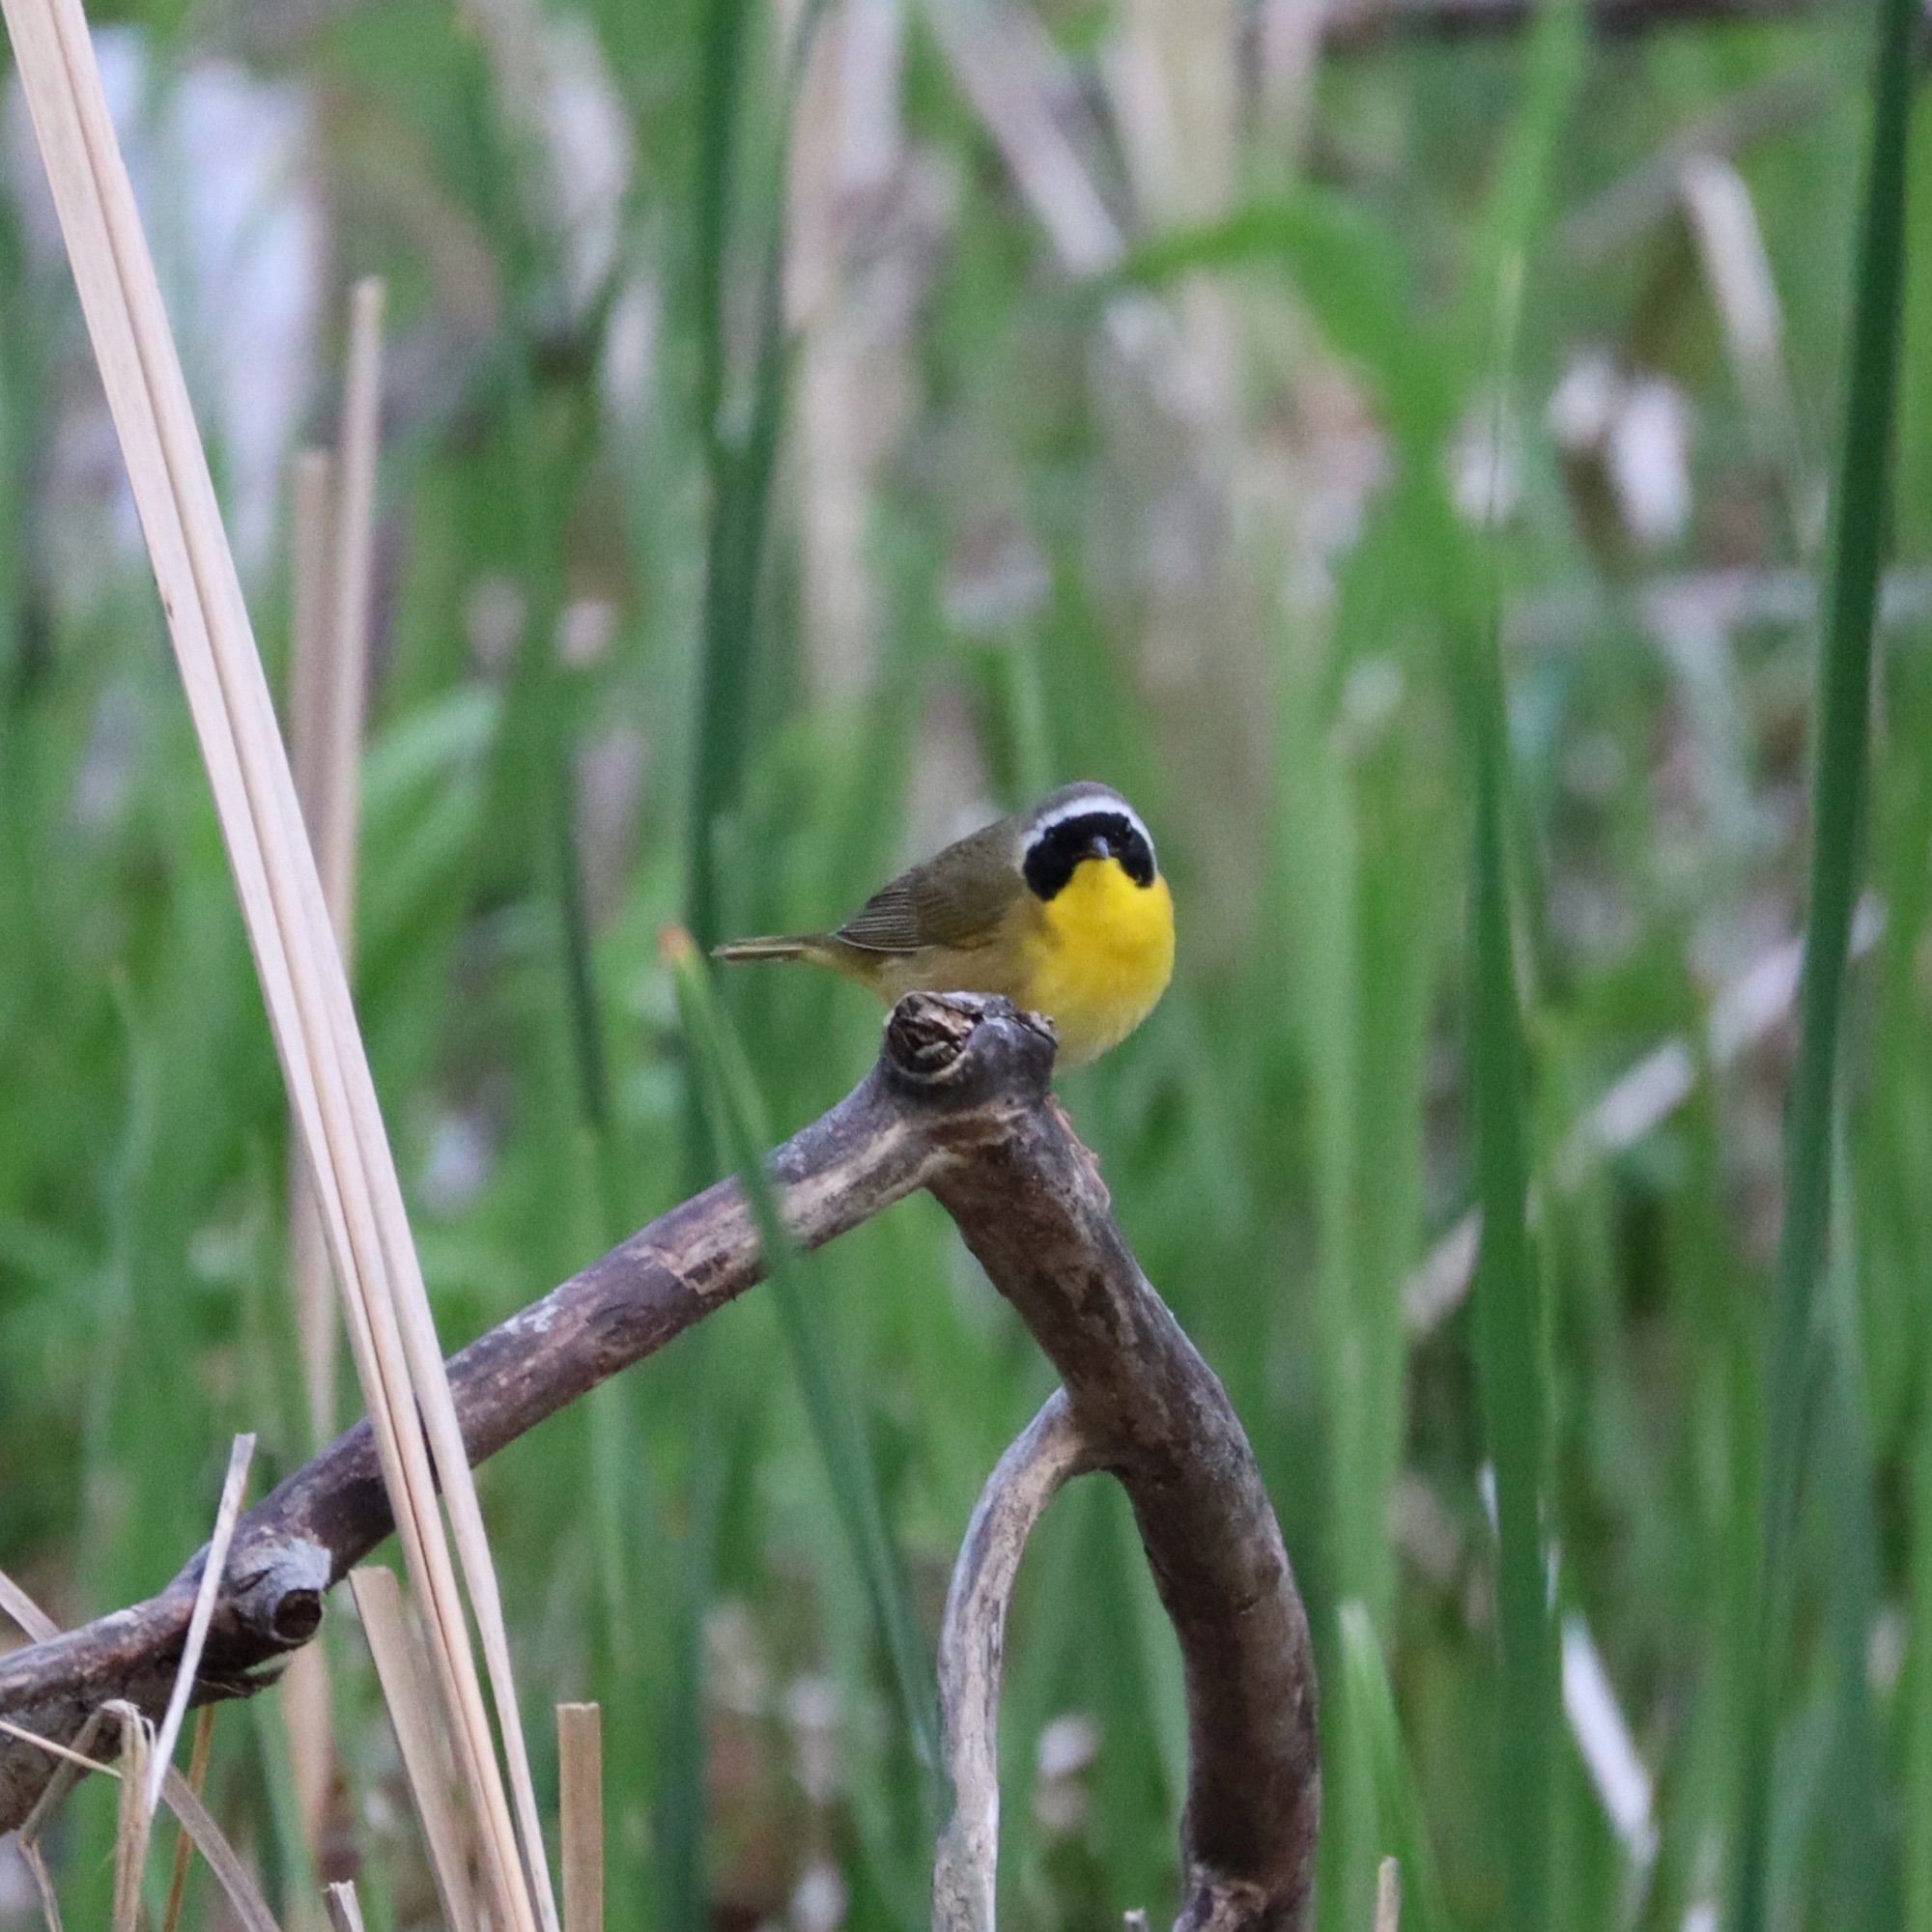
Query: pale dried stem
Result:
<box><xmin>0</xmin><ymin>1717</ymin><xmax>122</xmax><ymax>1777</ymax></box>
<box><xmin>934</xmin><ymin>1391</ymin><xmax>1092</xmax><ymax>1932</ymax></box>
<box><xmin>110</xmin><ymin>1702</ymin><xmax>154</xmax><ymax>1932</ymax></box>
<box><xmin>324</xmin><ymin>1882</ymin><xmax>369</xmax><ymax>1932</ymax></box>
<box><xmin>0</xmin><ymin>1572</ymin><xmax>53</xmax><ymax>1643</ymax></box>
<box><xmin>922</xmin><ymin>0</ymin><xmax>1121</xmax><ymax>274</ymax></box>
<box><xmin>19</xmin><ymin>1705</ymin><xmax>116</xmax><ymax>1932</ymax></box>
<box><xmin>1678</xmin><ymin>156</ymin><xmax>1807</xmax><ymax>537</ymax></box>
<box><xmin>283</xmin><ymin>279</ymin><xmax>383</xmax><ymax>1886</ymax></box>
<box><xmin>557</xmin><ymin>1703</ymin><xmax>605</xmax><ymax>1932</ymax></box>
<box><xmin>159</xmin><ymin>1706</ymin><xmax>217</xmax><ymax>1932</ymax></box>
<box><xmin>148</xmin><ymin>1435</ymin><xmax>255</xmax><ymax>1815</ymax></box>
<box><xmin>319</xmin><ymin>278</ymin><xmax>383</xmax><ymax>959</ymax></box>
<box><xmin>287</xmin><ymin>444</ymin><xmax>339</xmax><ymax>1457</ymax></box>
<box><xmin>1373</xmin><ymin>1860</ymin><xmax>1400</xmax><ymax>1932</ymax></box>
<box><xmin>350</xmin><ymin>1567</ymin><xmax>483</xmax><ymax>1932</ymax></box>
<box><xmin>0</xmin><ymin>4</ymin><xmax>552</xmax><ymax>1925</ymax></box>
<box><xmin>284</xmin><ymin>450</ymin><xmax>339</xmax><ymax>1903</ymax></box>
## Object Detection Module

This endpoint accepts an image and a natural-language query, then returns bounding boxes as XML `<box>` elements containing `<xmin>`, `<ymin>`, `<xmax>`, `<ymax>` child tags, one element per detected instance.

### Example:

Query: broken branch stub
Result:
<box><xmin>0</xmin><ymin>995</ymin><xmax>1318</xmax><ymax>1930</ymax></box>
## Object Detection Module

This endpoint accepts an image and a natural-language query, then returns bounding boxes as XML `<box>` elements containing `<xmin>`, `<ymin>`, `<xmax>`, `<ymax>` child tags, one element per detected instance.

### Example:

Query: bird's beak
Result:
<box><xmin>1091</xmin><ymin>834</ymin><xmax>1113</xmax><ymax>861</ymax></box>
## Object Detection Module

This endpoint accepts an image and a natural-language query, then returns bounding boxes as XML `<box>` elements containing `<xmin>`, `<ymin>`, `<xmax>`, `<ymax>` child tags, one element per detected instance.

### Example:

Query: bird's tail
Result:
<box><xmin>712</xmin><ymin>933</ymin><xmax>818</xmax><ymax>964</ymax></box>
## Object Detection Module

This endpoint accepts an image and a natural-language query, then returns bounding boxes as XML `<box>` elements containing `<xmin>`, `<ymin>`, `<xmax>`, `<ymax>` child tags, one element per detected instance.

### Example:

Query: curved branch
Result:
<box><xmin>913</xmin><ymin>1014</ymin><xmax>1320</xmax><ymax>1932</ymax></box>
<box><xmin>0</xmin><ymin>994</ymin><xmax>1320</xmax><ymax>1932</ymax></box>
<box><xmin>934</xmin><ymin>1390</ymin><xmax>1093</xmax><ymax>1932</ymax></box>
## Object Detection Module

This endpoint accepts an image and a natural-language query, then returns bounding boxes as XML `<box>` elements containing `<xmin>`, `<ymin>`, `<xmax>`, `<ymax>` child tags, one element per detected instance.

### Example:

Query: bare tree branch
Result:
<box><xmin>934</xmin><ymin>1390</ymin><xmax>1094</xmax><ymax>1932</ymax></box>
<box><xmin>0</xmin><ymin>1047</ymin><xmax>944</xmax><ymax>1833</ymax></box>
<box><xmin>917</xmin><ymin>1016</ymin><xmax>1320</xmax><ymax>1932</ymax></box>
<box><xmin>0</xmin><ymin>994</ymin><xmax>1319</xmax><ymax>1932</ymax></box>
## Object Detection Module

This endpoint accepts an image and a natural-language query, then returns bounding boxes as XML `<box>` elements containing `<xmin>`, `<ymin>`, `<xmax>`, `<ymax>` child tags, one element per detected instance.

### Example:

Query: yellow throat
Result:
<box><xmin>1026</xmin><ymin>856</ymin><xmax>1176</xmax><ymax>1066</ymax></box>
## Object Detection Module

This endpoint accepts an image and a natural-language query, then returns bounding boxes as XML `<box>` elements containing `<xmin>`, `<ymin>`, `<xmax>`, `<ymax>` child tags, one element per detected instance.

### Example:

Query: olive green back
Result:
<box><xmin>833</xmin><ymin>812</ymin><xmax>1025</xmax><ymax>954</ymax></box>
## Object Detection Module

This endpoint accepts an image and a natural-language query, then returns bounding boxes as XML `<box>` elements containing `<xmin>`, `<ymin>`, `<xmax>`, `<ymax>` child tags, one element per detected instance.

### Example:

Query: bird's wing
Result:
<box><xmin>834</xmin><ymin>817</ymin><xmax>1019</xmax><ymax>954</ymax></box>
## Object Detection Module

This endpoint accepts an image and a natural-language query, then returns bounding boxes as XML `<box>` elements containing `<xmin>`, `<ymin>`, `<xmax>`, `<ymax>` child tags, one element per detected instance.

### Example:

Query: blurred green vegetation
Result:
<box><xmin>0</xmin><ymin>0</ymin><xmax>1927</xmax><ymax>1928</ymax></box>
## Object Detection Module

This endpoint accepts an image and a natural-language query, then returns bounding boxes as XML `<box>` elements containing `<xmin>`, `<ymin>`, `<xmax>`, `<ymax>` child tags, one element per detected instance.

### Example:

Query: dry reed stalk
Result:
<box><xmin>282</xmin><ymin>281</ymin><xmax>383</xmax><ymax>1883</ymax></box>
<box><xmin>317</xmin><ymin>279</ymin><xmax>383</xmax><ymax>956</ymax></box>
<box><xmin>279</xmin><ymin>1625</ymin><xmax>334</xmax><ymax>1880</ymax></box>
<box><xmin>324</xmin><ymin>1882</ymin><xmax>369</xmax><ymax>1932</ymax></box>
<box><xmin>110</xmin><ymin>1702</ymin><xmax>155</xmax><ymax>1932</ymax></box>
<box><xmin>287</xmin><ymin>444</ymin><xmax>339</xmax><ymax>1455</ymax></box>
<box><xmin>156</xmin><ymin>1755</ymin><xmax>287</xmax><ymax>1932</ymax></box>
<box><xmin>923</xmin><ymin>0</ymin><xmax>1121</xmax><ymax>275</ymax></box>
<box><xmin>287</xmin><ymin>450</ymin><xmax>336</xmax><ymax>884</ymax></box>
<box><xmin>790</xmin><ymin>0</ymin><xmax>908</xmax><ymax>701</ymax></box>
<box><xmin>0</xmin><ymin>1571</ymin><xmax>52</xmax><ymax>1640</ymax></box>
<box><xmin>0</xmin><ymin>1716</ymin><xmax>123</xmax><ymax>1777</ymax></box>
<box><xmin>1678</xmin><ymin>155</ymin><xmax>1810</xmax><ymax>547</ymax></box>
<box><xmin>557</xmin><ymin>1703</ymin><xmax>604</xmax><ymax>1932</ymax></box>
<box><xmin>1374</xmin><ymin>1858</ymin><xmax>1401</xmax><ymax>1932</ymax></box>
<box><xmin>147</xmin><ymin>1435</ymin><xmax>255</xmax><ymax>1813</ymax></box>
<box><xmin>17</xmin><ymin>1705</ymin><xmax>115</xmax><ymax>1932</ymax></box>
<box><xmin>350</xmin><ymin>1567</ymin><xmax>482</xmax><ymax>1932</ymax></box>
<box><xmin>159</xmin><ymin>1707</ymin><xmax>216</xmax><ymax>1932</ymax></box>
<box><xmin>1679</xmin><ymin>158</ymin><xmax>1799</xmax><ymax>442</ymax></box>
<box><xmin>0</xmin><ymin>4</ymin><xmax>556</xmax><ymax>1925</ymax></box>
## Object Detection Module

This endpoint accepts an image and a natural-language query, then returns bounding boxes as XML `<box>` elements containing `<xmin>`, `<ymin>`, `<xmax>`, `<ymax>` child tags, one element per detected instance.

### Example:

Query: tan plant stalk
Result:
<box><xmin>158</xmin><ymin>1707</ymin><xmax>217</xmax><ymax>1932</ymax></box>
<box><xmin>557</xmin><ymin>1703</ymin><xmax>605</xmax><ymax>1932</ymax></box>
<box><xmin>0</xmin><ymin>2</ymin><xmax>555</xmax><ymax>1924</ymax></box>
<box><xmin>146</xmin><ymin>1435</ymin><xmax>255</xmax><ymax>1814</ymax></box>
<box><xmin>350</xmin><ymin>1567</ymin><xmax>482</xmax><ymax>1932</ymax></box>
<box><xmin>110</xmin><ymin>1704</ymin><xmax>155</xmax><ymax>1932</ymax></box>
<box><xmin>286</xmin><ymin>443</ymin><xmax>339</xmax><ymax>1453</ymax></box>
<box><xmin>324</xmin><ymin>1882</ymin><xmax>370</xmax><ymax>1932</ymax></box>
<box><xmin>282</xmin><ymin>277</ymin><xmax>384</xmax><ymax>1883</ymax></box>
<box><xmin>1374</xmin><ymin>1859</ymin><xmax>1401</xmax><ymax>1932</ymax></box>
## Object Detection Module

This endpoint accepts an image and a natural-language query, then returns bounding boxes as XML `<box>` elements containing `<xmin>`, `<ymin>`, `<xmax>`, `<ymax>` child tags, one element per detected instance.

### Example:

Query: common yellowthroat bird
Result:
<box><xmin>714</xmin><ymin>781</ymin><xmax>1175</xmax><ymax>1066</ymax></box>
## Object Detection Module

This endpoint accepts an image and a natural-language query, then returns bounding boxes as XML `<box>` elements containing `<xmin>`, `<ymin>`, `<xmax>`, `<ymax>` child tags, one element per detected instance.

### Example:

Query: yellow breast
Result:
<box><xmin>1023</xmin><ymin>858</ymin><xmax>1176</xmax><ymax>1065</ymax></box>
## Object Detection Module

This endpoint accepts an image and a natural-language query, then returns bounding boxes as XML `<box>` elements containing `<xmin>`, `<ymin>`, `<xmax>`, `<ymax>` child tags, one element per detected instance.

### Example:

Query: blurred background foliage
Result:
<box><xmin>0</xmin><ymin>0</ymin><xmax>1927</xmax><ymax>1927</ymax></box>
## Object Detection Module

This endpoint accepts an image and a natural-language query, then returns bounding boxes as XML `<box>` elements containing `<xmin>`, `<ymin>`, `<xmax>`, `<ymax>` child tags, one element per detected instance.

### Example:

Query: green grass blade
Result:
<box><xmin>1913</xmin><ymin>1414</ymin><xmax>1932</xmax><ymax>1932</ymax></box>
<box><xmin>683</xmin><ymin>3</ymin><xmax>819</xmax><ymax>965</ymax></box>
<box><xmin>665</xmin><ymin>10</ymin><xmax>814</xmax><ymax>1922</ymax></box>
<box><xmin>1339</xmin><ymin>1603</ymin><xmax>1457</xmax><ymax>1932</ymax></box>
<box><xmin>667</xmin><ymin>932</ymin><xmax>942</xmax><ymax>1800</ymax></box>
<box><xmin>654</xmin><ymin>1426</ymin><xmax>723</xmax><ymax>1932</ymax></box>
<box><xmin>1466</xmin><ymin>620</ymin><xmax>1557</xmax><ymax>1932</ymax></box>
<box><xmin>250</xmin><ymin>1687</ymin><xmax>322</xmax><ymax>1916</ymax></box>
<box><xmin>1816</xmin><ymin>1198</ymin><xmax>1895</xmax><ymax>1930</ymax></box>
<box><xmin>1729</xmin><ymin>0</ymin><xmax>1917</xmax><ymax>1922</ymax></box>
